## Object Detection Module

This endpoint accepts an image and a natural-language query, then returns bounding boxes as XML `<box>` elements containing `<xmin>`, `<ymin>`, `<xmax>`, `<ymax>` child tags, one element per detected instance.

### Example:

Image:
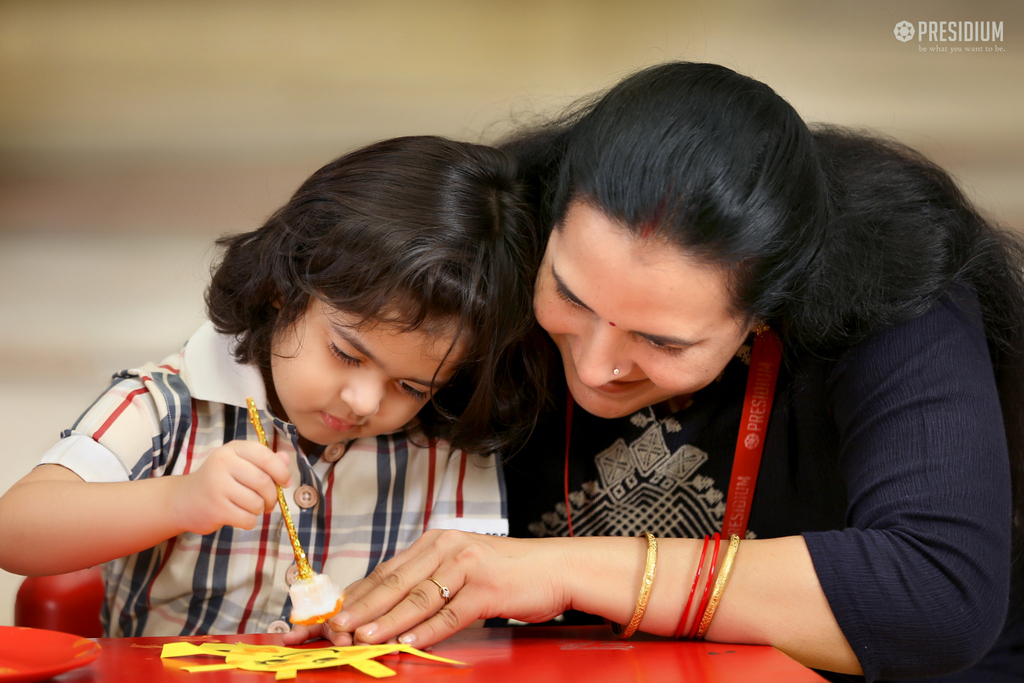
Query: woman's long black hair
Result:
<box><xmin>206</xmin><ymin>136</ymin><xmax>549</xmax><ymax>457</ymax></box>
<box><xmin>502</xmin><ymin>61</ymin><xmax>1024</xmax><ymax>551</ymax></box>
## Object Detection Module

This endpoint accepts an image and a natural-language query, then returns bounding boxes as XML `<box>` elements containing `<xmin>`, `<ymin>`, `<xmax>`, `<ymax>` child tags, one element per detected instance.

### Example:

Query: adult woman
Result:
<box><xmin>285</xmin><ymin>63</ymin><xmax>1024</xmax><ymax>682</ymax></box>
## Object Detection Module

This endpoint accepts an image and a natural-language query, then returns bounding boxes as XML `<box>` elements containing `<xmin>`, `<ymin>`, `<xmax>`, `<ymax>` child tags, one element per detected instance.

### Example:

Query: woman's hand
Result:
<box><xmin>282</xmin><ymin>530</ymin><xmax>574</xmax><ymax>648</ymax></box>
<box><xmin>171</xmin><ymin>440</ymin><xmax>291</xmax><ymax>535</ymax></box>
<box><xmin>277</xmin><ymin>531</ymin><xmax>863</xmax><ymax>676</ymax></box>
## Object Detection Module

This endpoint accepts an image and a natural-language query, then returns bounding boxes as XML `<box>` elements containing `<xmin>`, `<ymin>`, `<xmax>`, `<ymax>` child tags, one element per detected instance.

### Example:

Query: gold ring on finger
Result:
<box><xmin>427</xmin><ymin>577</ymin><xmax>452</xmax><ymax>604</ymax></box>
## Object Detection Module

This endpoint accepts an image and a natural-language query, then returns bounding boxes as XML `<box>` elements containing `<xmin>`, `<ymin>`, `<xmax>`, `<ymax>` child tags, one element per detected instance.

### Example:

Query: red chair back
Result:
<box><xmin>15</xmin><ymin>567</ymin><xmax>105</xmax><ymax>638</ymax></box>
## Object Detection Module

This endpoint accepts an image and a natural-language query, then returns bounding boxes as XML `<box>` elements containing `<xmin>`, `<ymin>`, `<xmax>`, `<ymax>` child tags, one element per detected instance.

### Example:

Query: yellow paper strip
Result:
<box><xmin>160</xmin><ymin>640</ymin><xmax>467</xmax><ymax>678</ymax></box>
<box><xmin>182</xmin><ymin>664</ymin><xmax>239</xmax><ymax>673</ymax></box>
<box><xmin>397</xmin><ymin>644</ymin><xmax>467</xmax><ymax>665</ymax></box>
<box><xmin>349</xmin><ymin>659</ymin><xmax>397</xmax><ymax>678</ymax></box>
<box><xmin>214</xmin><ymin>644</ymin><xmax>291</xmax><ymax>657</ymax></box>
<box><xmin>197</xmin><ymin>643</ymin><xmax>258</xmax><ymax>654</ymax></box>
<box><xmin>161</xmin><ymin>643</ymin><xmax>208</xmax><ymax>658</ymax></box>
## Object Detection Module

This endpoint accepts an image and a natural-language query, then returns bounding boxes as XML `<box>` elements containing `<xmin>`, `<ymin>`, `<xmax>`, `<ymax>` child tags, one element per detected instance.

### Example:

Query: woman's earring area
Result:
<box><xmin>754</xmin><ymin>322</ymin><xmax>770</xmax><ymax>337</ymax></box>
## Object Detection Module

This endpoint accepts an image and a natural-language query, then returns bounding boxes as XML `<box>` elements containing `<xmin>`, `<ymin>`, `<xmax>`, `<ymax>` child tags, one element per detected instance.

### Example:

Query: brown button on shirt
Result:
<box><xmin>267</xmin><ymin>620</ymin><xmax>291</xmax><ymax>634</ymax></box>
<box><xmin>322</xmin><ymin>443</ymin><xmax>346</xmax><ymax>463</ymax></box>
<box><xmin>294</xmin><ymin>485</ymin><xmax>318</xmax><ymax>509</ymax></box>
<box><xmin>285</xmin><ymin>564</ymin><xmax>300</xmax><ymax>587</ymax></box>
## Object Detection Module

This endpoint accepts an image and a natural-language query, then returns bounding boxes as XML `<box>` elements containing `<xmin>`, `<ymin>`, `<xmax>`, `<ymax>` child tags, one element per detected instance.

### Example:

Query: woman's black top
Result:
<box><xmin>506</xmin><ymin>289</ymin><xmax>1019</xmax><ymax>682</ymax></box>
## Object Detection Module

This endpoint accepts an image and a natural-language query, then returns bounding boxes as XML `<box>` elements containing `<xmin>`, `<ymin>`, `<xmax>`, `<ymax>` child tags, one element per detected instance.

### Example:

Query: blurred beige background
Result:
<box><xmin>2</xmin><ymin>0</ymin><xmax>1021</xmax><ymax>627</ymax></box>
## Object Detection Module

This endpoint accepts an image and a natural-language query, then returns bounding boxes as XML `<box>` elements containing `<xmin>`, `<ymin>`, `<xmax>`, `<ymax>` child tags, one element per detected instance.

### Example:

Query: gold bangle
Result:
<box><xmin>612</xmin><ymin>531</ymin><xmax>658</xmax><ymax>639</ymax></box>
<box><xmin>695</xmin><ymin>533</ymin><xmax>740</xmax><ymax>639</ymax></box>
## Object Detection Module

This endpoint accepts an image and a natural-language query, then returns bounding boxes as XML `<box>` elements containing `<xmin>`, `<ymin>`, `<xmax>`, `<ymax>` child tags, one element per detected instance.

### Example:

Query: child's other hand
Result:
<box><xmin>172</xmin><ymin>440</ymin><xmax>291</xmax><ymax>534</ymax></box>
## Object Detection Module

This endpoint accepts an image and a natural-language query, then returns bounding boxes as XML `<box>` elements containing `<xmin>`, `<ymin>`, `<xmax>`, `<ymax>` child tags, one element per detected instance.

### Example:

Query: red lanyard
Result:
<box><xmin>721</xmin><ymin>329</ymin><xmax>782</xmax><ymax>537</ymax></box>
<box><xmin>563</xmin><ymin>329</ymin><xmax>782</xmax><ymax>539</ymax></box>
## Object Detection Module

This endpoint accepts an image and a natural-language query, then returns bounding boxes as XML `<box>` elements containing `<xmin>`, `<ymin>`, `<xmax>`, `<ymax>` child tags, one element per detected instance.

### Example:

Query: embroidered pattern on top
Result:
<box><xmin>530</xmin><ymin>409</ymin><xmax>727</xmax><ymax>538</ymax></box>
<box><xmin>530</xmin><ymin>343</ymin><xmax>755</xmax><ymax>540</ymax></box>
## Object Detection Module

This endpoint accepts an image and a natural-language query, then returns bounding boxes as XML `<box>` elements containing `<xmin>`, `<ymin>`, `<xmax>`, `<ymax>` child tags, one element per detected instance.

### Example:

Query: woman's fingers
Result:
<box><xmin>330</xmin><ymin>560</ymin><xmax>438</xmax><ymax>633</ymax></box>
<box><xmin>341</xmin><ymin>531</ymin><xmax>509</xmax><ymax>642</ymax></box>
<box><xmin>393</xmin><ymin>594</ymin><xmax>478</xmax><ymax>649</ymax></box>
<box><xmin>332</xmin><ymin>531</ymin><xmax>451</xmax><ymax>631</ymax></box>
<box><xmin>352</xmin><ymin>575</ymin><xmax>464</xmax><ymax>643</ymax></box>
<box><xmin>334</xmin><ymin>531</ymin><xmax>561</xmax><ymax>646</ymax></box>
<box><xmin>340</xmin><ymin>555</ymin><xmax>413</xmax><ymax>608</ymax></box>
<box><xmin>341</xmin><ymin>530</ymin><xmax>444</xmax><ymax>605</ymax></box>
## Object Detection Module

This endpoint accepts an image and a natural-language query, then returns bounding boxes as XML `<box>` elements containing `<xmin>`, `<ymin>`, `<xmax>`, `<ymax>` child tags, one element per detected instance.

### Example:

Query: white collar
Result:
<box><xmin>180</xmin><ymin>321</ymin><xmax>268</xmax><ymax>410</ymax></box>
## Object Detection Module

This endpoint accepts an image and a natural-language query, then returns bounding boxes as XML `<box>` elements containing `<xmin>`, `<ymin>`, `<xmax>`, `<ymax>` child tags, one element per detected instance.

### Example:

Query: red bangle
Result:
<box><xmin>689</xmin><ymin>532</ymin><xmax>721</xmax><ymax>639</ymax></box>
<box><xmin>674</xmin><ymin>535</ymin><xmax>711</xmax><ymax>638</ymax></box>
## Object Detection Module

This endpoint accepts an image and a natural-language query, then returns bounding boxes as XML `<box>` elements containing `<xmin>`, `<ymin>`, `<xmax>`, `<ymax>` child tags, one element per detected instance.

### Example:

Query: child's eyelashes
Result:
<box><xmin>330</xmin><ymin>341</ymin><xmax>429</xmax><ymax>400</ymax></box>
<box><xmin>328</xmin><ymin>342</ymin><xmax>361</xmax><ymax>366</ymax></box>
<box><xmin>397</xmin><ymin>382</ymin><xmax>428</xmax><ymax>401</ymax></box>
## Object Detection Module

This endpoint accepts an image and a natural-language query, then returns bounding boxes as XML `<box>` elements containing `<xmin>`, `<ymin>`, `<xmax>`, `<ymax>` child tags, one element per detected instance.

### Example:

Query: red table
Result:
<box><xmin>49</xmin><ymin>625</ymin><xmax>827</xmax><ymax>682</ymax></box>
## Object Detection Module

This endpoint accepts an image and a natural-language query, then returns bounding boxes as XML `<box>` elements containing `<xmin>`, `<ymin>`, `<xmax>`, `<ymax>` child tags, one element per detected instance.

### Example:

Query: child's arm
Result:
<box><xmin>0</xmin><ymin>440</ymin><xmax>291</xmax><ymax>576</ymax></box>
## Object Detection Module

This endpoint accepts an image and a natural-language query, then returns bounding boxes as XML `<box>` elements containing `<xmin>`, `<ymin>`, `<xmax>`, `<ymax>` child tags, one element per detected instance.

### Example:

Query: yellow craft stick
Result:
<box><xmin>245</xmin><ymin>398</ymin><xmax>313</xmax><ymax>580</ymax></box>
<box><xmin>246</xmin><ymin>397</ymin><xmax>344</xmax><ymax>625</ymax></box>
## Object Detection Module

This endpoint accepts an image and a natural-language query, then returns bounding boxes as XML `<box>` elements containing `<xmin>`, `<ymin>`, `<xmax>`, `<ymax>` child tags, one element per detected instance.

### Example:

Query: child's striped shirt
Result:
<box><xmin>39</xmin><ymin>322</ymin><xmax>507</xmax><ymax>637</ymax></box>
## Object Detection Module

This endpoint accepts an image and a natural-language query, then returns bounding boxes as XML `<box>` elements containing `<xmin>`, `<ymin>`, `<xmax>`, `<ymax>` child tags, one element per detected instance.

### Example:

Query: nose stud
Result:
<box><xmin>613</xmin><ymin>368</ymin><xmax>620</xmax><ymax>376</ymax></box>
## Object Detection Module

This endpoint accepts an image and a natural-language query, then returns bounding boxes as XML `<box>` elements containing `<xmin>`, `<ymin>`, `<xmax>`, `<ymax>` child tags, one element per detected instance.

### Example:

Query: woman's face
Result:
<box><xmin>534</xmin><ymin>201</ymin><xmax>754</xmax><ymax>419</ymax></box>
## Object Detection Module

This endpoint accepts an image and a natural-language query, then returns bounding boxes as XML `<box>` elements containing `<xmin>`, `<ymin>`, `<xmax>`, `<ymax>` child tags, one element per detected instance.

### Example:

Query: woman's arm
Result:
<box><xmin>794</xmin><ymin>290</ymin><xmax>1012</xmax><ymax>680</ymax></box>
<box><xmin>565</xmin><ymin>534</ymin><xmax>860</xmax><ymax>673</ymax></box>
<box><xmin>285</xmin><ymin>530</ymin><xmax>861</xmax><ymax>674</ymax></box>
<box><xmin>0</xmin><ymin>440</ymin><xmax>291</xmax><ymax>576</ymax></box>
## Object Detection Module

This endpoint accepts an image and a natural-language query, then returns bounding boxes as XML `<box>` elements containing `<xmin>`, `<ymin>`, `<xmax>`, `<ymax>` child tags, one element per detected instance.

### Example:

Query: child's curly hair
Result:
<box><xmin>206</xmin><ymin>136</ymin><xmax>549</xmax><ymax>456</ymax></box>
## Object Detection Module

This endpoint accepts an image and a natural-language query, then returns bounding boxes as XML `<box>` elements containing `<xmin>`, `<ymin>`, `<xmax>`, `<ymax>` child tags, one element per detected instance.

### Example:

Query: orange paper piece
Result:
<box><xmin>160</xmin><ymin>641</ymin><xmax>466</xmax><ymax>680</ymax></box>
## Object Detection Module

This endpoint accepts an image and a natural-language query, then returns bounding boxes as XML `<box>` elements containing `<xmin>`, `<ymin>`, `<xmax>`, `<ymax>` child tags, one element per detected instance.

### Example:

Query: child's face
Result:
<box><xmin>269</xmin><ymin>297</ymin><xmax>461</xmax><ymax>446</ymax></box>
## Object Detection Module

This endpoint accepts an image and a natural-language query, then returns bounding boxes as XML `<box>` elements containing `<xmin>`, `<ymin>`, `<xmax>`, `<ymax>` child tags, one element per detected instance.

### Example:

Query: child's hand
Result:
<box><xmin>171</xmin><ymin>440</ymin><xmax>292</xmax><ymax>535</ymax></box>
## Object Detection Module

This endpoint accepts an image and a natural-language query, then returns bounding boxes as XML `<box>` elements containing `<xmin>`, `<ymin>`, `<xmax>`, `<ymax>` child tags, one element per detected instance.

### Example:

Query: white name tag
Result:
<box><xmin>429</xmin><ymin>517</ymin><xmax>509</xmax><ymax>536</ymax></box>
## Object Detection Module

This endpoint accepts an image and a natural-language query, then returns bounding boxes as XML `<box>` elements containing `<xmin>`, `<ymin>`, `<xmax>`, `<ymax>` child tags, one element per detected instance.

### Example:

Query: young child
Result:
<box><xmin>0</xmin><ymin>136</ymin><xmax>545</xmax><ymax>637</ymax></box>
